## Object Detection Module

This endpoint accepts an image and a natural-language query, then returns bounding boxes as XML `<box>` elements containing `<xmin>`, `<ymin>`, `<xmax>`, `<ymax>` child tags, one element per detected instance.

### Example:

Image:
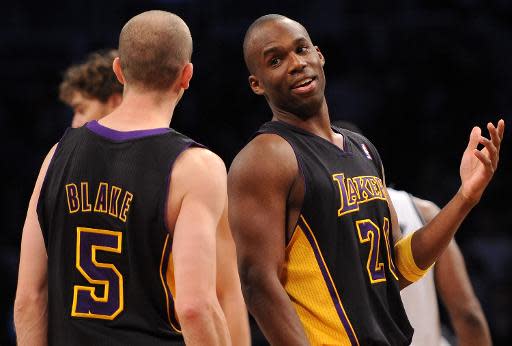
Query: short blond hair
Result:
<box><xmin>119</xmin><ymin>10</ymin><xmax>193</xmax><ymax>91</ymax></box>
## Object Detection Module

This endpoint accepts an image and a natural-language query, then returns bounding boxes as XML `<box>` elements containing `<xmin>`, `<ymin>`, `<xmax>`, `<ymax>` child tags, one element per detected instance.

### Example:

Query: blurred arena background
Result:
<box><xmin>1</xmin><ymin>1</ymin><xmax>510</xmax><ymax>344</ymax></box>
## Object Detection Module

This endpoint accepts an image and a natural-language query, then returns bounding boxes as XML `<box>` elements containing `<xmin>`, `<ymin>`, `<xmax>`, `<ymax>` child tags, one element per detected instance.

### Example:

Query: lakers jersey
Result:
<box><xmin>256</xmin><ymin>121</ymin><xmax>413</xmax><ymax>345</ymax></box>
<box><xmin>37</xmin><ymin>121</ymin><xmax>199</xmax><ymax>345</ymax></box>
<box><xmin>388</xmin><ymin>188</ymin><xmax>444</xmax><ymax>346</ymax></box>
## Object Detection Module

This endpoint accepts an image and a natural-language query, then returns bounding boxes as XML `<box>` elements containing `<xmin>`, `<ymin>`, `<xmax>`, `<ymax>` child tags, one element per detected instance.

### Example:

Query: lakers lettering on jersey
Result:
<box><xmin>256</xmin><ymin>121</ymin><xmax>413</xmax><ymax>345</ymax></box>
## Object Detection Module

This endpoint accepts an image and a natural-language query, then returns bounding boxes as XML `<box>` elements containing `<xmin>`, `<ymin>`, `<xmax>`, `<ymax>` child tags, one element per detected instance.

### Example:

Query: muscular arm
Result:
<box><xmin>216</xmin><ymin>202</ymin><xmax>250</xmax><ymax>346</ymax></box>
<box><xmin>391</xmin><ymin>121</ymin><xmax>504</xmax><ymax>287</ymax></box>
<box><xmin>228</xmin><ymin>134</ymin><xmax>309</xmax><ymax>346</ymax></box>
<box><xmin>168</xmin><ymin>148</ymin><xmax>231</xmax><ymax>346</ymax></box>
<box><xmin>415</xmin><ymin>198</ymin><xmax>492</xmax><ymax>346</ymax></box>
<box><xmin>14</xmin><ymin>144</ymin><xmax>57</xmax><ymax>346</ymax></box>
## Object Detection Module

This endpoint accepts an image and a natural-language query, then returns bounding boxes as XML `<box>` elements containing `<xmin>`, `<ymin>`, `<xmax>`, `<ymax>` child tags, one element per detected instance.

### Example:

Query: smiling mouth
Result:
<box><xmin>290</xmin><ymin>76</ymin><xmax>317</xmax><ymax>94</ymax></box>
<box><xmin>291</xmin><ymin>77</ymin><xmax>316</xmax><ymax>89</ymax></box>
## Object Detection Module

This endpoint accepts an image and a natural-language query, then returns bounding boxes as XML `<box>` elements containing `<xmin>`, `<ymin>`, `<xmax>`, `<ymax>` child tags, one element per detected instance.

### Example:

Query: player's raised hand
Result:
<box><xmin>459</xmin><ymin>119</ymin><xmax>505</xmax><ymax>204</ymax></box>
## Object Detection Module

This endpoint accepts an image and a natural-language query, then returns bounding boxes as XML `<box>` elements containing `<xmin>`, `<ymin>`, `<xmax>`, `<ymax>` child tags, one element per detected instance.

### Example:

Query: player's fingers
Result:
<box><xmin>487</xmin><ymin>122</ymin><xmax>500</xmax><ymax>149</ymax></box>
<box><xmin>473</xmin><ymin>149</ymin><xmax>493</xmax><ymax>172</ymax></box>
<box><xmin>479</xmin><ymin>136</ymin><xmax>498</xmax><ymax>168</ymax></box>
<box><xmin>466</xmin><ymin>126</ymin><xmax>481</xmax><ymax>151</ymax></box>
<box><xmin>497</xmin><ymin>119</ymin><xmax>505</xmax><ymax>141</ymax></box>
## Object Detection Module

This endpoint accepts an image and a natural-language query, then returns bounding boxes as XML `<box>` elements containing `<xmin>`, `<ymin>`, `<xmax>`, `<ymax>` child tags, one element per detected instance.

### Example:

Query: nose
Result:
<box><xmin>288</xmin><ymin>52</ymin><xmax>307</xmax><ymax>74</ymax></box>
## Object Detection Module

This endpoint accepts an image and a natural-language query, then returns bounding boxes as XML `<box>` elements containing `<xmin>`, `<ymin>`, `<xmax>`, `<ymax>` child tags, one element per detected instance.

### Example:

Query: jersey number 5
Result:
<box><xmin>71</xmin><ymin>227</ymin><xmax>124</xmax><ymax>320</ymax></box>
<box><xmin>355</xmin><ymin>217</ymin><xmax>398</xmax><ymax>284</ymax></box>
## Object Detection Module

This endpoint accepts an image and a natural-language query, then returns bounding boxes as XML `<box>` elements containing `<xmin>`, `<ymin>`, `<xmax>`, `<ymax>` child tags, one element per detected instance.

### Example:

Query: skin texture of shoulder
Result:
<box><xmin>413</xmin><ymin>197</ymin><xmax>492</xmax><ymax>346</ymax></box>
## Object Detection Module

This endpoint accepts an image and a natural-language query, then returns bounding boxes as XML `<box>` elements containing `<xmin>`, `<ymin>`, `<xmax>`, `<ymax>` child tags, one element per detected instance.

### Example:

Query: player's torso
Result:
<box><xmin>256</xmin><ymin>121</ymin><xmax>413</xmax><ymax>346</ymax></box>
<box><xmin>37</xmin><ymin>122</ymin><xmax>194</xmax><ymax>345</ymax></box>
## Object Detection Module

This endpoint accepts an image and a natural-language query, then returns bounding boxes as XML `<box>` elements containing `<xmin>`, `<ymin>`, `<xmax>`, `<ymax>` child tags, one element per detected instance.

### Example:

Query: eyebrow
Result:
<box><xmin>262</xmin><ymin>37</ymin><xmax>309</xmax><ymax>58</ymax></box>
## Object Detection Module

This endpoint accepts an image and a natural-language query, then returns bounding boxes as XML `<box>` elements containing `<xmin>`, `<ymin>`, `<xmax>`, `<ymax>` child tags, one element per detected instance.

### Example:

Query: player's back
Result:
<box><xmin>37</xmin><ymin>121</ymin><xmax>198</xmax><ymax>345</ymax></box>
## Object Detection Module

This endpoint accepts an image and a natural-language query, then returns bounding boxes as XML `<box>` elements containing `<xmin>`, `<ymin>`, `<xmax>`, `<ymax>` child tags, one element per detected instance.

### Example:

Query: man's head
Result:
<box><xmin>243</xmin><ymin>14</ymin><xmax>326</xmax><ymax>119</ymax></box>
<box><xmin>59</xmin><ymin>49</ymin><xmax>123</xmax><ymax>128</ymax></box>
<box><xmin>115</xmin><ymin>10</ymin><xmax>193</xmax><ymax>96</ymax></box>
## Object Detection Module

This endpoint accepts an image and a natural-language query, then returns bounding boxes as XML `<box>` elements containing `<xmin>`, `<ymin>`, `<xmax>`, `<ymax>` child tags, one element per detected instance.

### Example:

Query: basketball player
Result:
<box><xmin>59</xmin><ymin>47</ymin><xmax>249</xmax><ymax>346</ymax></box>
<box><xmin>228</xmin><ymin>14</ymin><xmax>504</xmax><ymax>345</ymax></box>
<box><xmin>14</xmin><ymin>10</ymin><xmax>240</xmax><ymax>345</ymax></box>
<box><xmin>334</xmin><ymin>121</ymin><xmax>492</xmax><ymax>346</ymax></box>
<box><xmin>59</xmin><ymin>49</ymin><xmax>123</xmax><ymax>128</ymax></box>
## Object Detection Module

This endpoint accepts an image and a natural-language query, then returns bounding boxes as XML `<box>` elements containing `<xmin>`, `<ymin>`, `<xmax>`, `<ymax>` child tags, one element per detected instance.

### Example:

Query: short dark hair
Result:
<box><xmin>59</xmin><ymin>49</ymin><xmax>122</xmax><ymax>104</ymax></box>
<box><xmin>118</xmin><ymin>10</ymin><xmax>193</xmax><ymax>91</ymax></box>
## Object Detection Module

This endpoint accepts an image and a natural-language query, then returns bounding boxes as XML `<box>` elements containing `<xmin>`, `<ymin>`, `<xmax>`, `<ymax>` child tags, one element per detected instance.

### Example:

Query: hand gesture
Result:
<box><xmin>459</xmin><ymin>119</ymin><xmax>505</xmax><ymax>204</ymax></box>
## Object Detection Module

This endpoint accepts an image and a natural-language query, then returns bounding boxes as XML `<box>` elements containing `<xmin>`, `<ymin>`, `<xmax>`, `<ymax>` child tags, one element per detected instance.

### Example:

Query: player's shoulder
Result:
<box><xmin>233</xmin><ymin>133</ymin><xmax>295</xmax><ymax>168</ymax></box>
<box><xmin>176</xmin><ymin>147</ymin><xmax>226</xmax><ymax>176</ymax></box>
<box><xmin>229</xmin><ymin>133</ymin><xmax>297</xmax><ymax>180</ymax></box>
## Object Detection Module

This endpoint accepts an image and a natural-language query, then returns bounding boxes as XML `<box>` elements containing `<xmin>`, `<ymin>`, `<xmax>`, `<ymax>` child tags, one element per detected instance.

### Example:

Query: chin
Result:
<box><xmin>292</xmin><ymin>96</ymin><xmax>324</xmax><ymax>119</ymax></box>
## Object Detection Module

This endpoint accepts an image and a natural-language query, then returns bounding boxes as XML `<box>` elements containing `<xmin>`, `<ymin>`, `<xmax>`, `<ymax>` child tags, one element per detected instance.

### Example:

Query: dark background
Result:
<box><xmin>1</xmin><ymin>0</ymin><xmax>510</xmax><ymax>345</ymax></box>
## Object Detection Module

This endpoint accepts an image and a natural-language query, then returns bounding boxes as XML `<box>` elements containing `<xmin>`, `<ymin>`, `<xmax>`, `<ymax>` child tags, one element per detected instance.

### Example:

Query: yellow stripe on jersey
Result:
<box><xmin>159</xmin><ymin>234</ymin><xmax>181</xmax><ymax>333</ymax></box>
<box><xmin>283</xmin><ymin>215</ymin><xmax>359</xmax><ymax>345</ymax></box>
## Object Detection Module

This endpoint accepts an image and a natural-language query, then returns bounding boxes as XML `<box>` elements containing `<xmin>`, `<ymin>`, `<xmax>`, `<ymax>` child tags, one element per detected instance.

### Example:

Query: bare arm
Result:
<box><xmin>169</xmin><ymin>148</ymin><xmax>231</xmax><ymax>346</ymax></box>
<box><xmin>391</xmin><ymin>121</ymin><xmax>504</xmax><ymax>286</ymax></box>
<box><xmin>216</xmin><ymin>202</ymin><xmax>250</xmax><ymax>346</ymax></box>
<box><xmin>14</xmin><ymin>144</ymin><xmax>57</xmax><ymax>346</ymax></box>
<box><xmin>228</xmin><ymin>134</ymin><xmax>309</xmax><ymax>346</ymax></box>
<box><xmin>414</xmin><ymin>198</ymin><xmax>492</xmax><ymax>346</ymax></box>
<box><xmin>436</xmin><ymin>242</ymin><xmax>492</xmax><ymax>346</ymax></box>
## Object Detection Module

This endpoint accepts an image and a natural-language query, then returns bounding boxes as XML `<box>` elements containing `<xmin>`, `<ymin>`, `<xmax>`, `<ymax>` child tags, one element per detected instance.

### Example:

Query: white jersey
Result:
<box><xmin>388</xmin><ymin>188</ymin><xmax>447</xmax><ymax>346</ymax></box>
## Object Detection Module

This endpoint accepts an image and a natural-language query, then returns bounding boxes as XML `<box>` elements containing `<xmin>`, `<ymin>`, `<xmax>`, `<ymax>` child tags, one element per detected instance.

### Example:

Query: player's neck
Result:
<box><xmin>100</xmin><ymin>88</ymin><xmax>179</xmax><ymax>130</ymax></box>
<box><xmin>272</xmin><ymin>100</ymin><xmax>337</xmax><ymax>141</ymax></box>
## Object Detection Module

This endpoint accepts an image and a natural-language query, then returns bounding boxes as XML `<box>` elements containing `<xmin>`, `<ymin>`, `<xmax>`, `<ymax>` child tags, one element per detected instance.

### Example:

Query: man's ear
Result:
<box><xmin>249</xmin><ymin>75</ymin><xmax>264</xmax><ymax>95</ymax></box>
<box><xmin>113</xmin><ymin>57</ymin><xmax>125</xmax><ymax>85</ymax></box>
<box><xmin>315</xmin><ymin>46</ymin><xmax>325</xmax><ymax>67</ymax></box>
<box><xmin>180</xmin><ymin>63</ymin><xmax>193</xmax><ymax>90</ymax></box>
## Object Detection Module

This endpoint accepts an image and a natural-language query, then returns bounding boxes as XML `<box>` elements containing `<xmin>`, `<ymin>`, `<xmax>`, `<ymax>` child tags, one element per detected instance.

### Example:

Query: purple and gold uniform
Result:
<box><xmin>37</xmin><ymin>121</ymin><xmax>200</xmax><ymax>345</ymax></box>
<box><xmin>255</xmin><ymin>121</ymin><xmax>413</xmax><ymax>345</ymax></box>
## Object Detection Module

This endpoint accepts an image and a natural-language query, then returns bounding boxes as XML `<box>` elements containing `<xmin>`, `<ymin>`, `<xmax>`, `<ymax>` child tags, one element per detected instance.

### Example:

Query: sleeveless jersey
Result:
<box><xmin>37</xmin><ymin>121</ymin><xmax>200</xmax><ymax>345</ymax></box>
<box><xmin>255</xmin><ymin>121</ymin><xmax>413</xmax><ymax>346</ymax></box>
<box><xmin>387</xmin><ymin>188</ymin><xmax>443</xmax><ymax>346</ymax></box>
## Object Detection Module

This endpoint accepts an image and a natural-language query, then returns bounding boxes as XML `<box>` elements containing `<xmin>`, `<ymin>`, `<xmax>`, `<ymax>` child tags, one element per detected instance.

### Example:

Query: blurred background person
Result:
<box><xmin>59</xmin><ymin>49</ymin><xmax>123</xmax><ymax>127</ymax></box>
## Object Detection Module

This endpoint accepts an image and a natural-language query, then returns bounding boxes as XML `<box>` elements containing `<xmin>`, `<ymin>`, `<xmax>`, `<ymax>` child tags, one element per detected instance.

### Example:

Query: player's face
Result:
<box><xmin>249</xmin><ymin>20</ymin><xmax>326</xmax><ymax>119</ymax></box>
<box><xmin>69</xmin><ymin>92</ymin><xmax>114</xmax><ymax>128</ymax></box>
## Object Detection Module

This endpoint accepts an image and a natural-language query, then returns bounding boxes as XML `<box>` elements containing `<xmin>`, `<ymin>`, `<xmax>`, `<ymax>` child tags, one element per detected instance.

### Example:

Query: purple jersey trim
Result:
<box><xmin>86</xmin><ymin>120</ymin><xmax>170</xmax><ymax>141</ymax></box>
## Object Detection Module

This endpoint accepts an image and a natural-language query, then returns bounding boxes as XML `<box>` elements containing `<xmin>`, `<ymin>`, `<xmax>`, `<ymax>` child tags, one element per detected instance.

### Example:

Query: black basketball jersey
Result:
<box><xmin>37</xmin><ymin>121</ymin><xmax>200</xmax><ymax>345</ymax></box>
<box><xmin>255</xmin><ymin>121</ymin><xmax>413</xmax><ymax>345</ymax></box>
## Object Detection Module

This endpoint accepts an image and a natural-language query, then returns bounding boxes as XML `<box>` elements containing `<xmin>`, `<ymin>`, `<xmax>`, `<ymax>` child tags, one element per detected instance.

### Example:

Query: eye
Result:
<box><xmin>269</xmin><ymin>57</ymin><xmax>281</xmax><ymax>67</ymax></box>
<box><xmin>297</xmin><ymin>46</ymin><xmax>309</xmax><ymax>54</ymax></box>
